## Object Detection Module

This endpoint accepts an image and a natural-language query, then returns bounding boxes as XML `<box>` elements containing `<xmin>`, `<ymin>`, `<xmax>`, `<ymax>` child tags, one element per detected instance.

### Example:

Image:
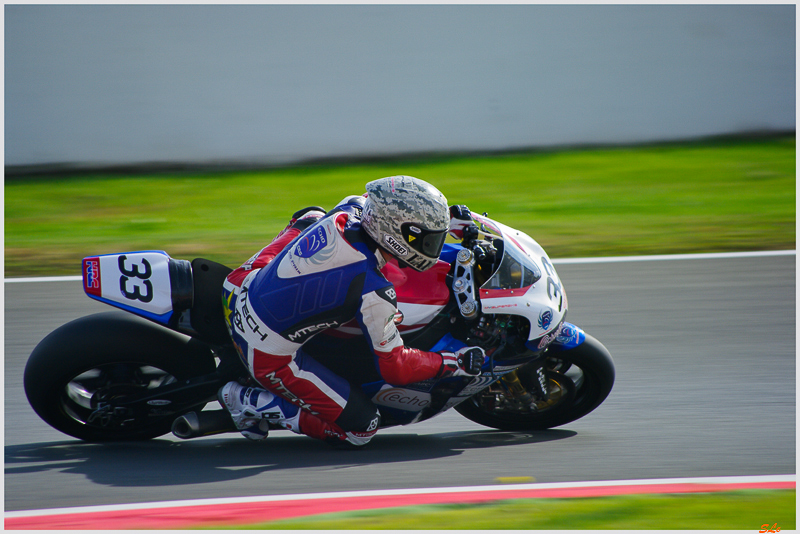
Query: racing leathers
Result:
<box><xmin>222</xmin><ymin>202</ymin><xmax>483</xmax><ymax>446</ymax></box>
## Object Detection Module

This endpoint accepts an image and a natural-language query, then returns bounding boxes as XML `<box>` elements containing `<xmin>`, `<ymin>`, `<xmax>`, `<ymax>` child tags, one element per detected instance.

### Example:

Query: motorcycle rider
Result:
<box><xmin>219</xmin><ymin>175</ymin><xmax>485</xmax><ymax>447</ymax></box>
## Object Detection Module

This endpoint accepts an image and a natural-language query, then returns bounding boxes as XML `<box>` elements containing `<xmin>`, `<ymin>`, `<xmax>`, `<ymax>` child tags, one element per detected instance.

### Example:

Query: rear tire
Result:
<box><xmin>24</xmin><ymin>312</ymin><xmax>217</xmax><ymax>441</ymax></box>
<box><xmin>455</xmin><ymin>334</ymin><xmax>615</xmax><ymax>430</ymax></box>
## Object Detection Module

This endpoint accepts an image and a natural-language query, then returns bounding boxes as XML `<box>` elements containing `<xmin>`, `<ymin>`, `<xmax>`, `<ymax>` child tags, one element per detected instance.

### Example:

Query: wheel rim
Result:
<box><xmin>470</xmin><ymin>370</ymin><xmax>576</xmax><ymax>420</ymax></box>
<box><xmin>60</xmin><ymin>363</ymin><xmax>178</xmax><ymax>431</ymax></box>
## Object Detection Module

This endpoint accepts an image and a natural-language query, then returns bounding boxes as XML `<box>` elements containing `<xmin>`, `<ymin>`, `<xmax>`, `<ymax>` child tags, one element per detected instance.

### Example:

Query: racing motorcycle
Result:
<box><xmin>24</xmin><ymin>213</ymin><xmax>615</xmax><ymax>443</ymax></box>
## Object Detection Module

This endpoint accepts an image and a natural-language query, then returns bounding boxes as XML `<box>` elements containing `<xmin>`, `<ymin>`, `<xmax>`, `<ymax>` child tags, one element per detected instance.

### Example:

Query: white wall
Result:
<box><xmin>4</xmin><ymin>4</ymin><xmax>795</xmax><ymax>167</ymax></box>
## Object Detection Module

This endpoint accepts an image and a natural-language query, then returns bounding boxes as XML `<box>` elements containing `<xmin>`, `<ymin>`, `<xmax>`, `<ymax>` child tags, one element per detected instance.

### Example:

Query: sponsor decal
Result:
<box><xmin>556</xmin><ymin>323</ymin><xmax>578</xmax><ymax>344</ymax></box>
<box><xmin>484</xmin><ymin>303</ymin><xmax>518</xmax><ymax>310</ymax></box>
<box><xmin>83</xmin><ymin>258</ymin><xmax>101</xmax><ymax>295</ymax></box>
<box><xmin>234</xmin><ymin>287</ymin><xmax>270</xmax><ymax>341</ymax></box>
<box><xmin>262</xmin><ymin>371</ymin><xmax>319</xmax><ymax>415</ymax></box>
<box><xmin>384</xmin><ymin>287</ymin><xmax>397</xmax><ymax>301</ymax></box>
<box><xmin>372</xmin><ymin>387</ymin><xmax>431</xmax><ymax>411</ymax></box>
<box><xmin>552</xmin><ymin>322</ymin><xmax>584</xmax><ymax>348</ymax></box>
<box><xmin>295</xmin><ymin>226</ymin><xmax>328</xmax><ymax>258</ymax></box>
<box><xmin>287</xmin><ymin>321</ymin><xmax>340</xmax><ymax>342</ymax></box>
<box><xmin>405</xmin><ymin>253</ymin><xmax>433</xmax><ymax>271</ymax></box>
<box><xmin>379</xmin><ymin>330</ymin><xmax>398</xmax><ymax>347</ymax></box>
<box><xmin>287</xmin><ymin>256</ymin><xmax>303</xmax><ymax>275</ymax></box>
<box><xmin>537</xmin><ymin>322</ymin><xmax>564</xmax><ymax>349</ymax></box>
<box><xmin>366</xmin><ymin>416</ymin><xmax>379</xmax><ymax>432</ymax></box>
<box><xmin>383</xmin><ymin>234</ymin><xmax>409</xmax><ymax>256</ymax></box>
<box><xmin>146</xmin><ymin>400</ymin><xmax>171</xmax><ymax>406</ymax></box>
<box><xmin>538</xmin><ymin>309</ymin><xmax>553</xmax><ymax>330</ymax></box>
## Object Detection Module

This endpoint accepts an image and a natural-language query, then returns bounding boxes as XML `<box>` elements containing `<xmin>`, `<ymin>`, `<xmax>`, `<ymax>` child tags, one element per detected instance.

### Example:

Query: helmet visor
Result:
<box><xmin>401</xmin><ymin>223</ymin><xmax>447</xmax><ymax>259</ymax></box>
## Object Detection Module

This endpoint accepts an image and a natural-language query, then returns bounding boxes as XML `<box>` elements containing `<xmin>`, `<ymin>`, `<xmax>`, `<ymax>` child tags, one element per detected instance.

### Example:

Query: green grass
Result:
<box><xmin>4</xmin><ymin>136</ymin><xmax>795</xmax><ymax>277</ymax></box>
<box><xmin>211</xmin><ymin>490</ymin><xmax>795</xmax><ymax>530</ymax></box>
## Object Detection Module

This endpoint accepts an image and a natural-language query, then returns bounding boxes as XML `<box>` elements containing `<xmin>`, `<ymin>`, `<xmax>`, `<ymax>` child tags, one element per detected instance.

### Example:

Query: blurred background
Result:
<box><xmin>5</xmin><ymin>4</ymin><xmax>795</xmax><ymax>170</ymax></box>
<box><xmin>4</xmin><ymin>6</ymin><xmax>796</xmax><ymax>529</ymax></box>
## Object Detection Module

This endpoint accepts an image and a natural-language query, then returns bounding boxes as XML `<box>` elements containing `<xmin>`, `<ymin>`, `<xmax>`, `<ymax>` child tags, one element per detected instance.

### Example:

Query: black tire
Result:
<box><xmin>24</xmin><ymin>311</ymin><xmax>217</xmax><ymax>442</ymax></box>
<box><xmin>455</xmin><ymin>334</ymin><xmax>615</xmax><ymax>430</ymax></box>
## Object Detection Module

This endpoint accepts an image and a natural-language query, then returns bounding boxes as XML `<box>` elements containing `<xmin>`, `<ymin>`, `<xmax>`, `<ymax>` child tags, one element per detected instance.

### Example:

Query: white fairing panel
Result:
<box><xmin>84</xmin><ymin>251</ymin><xmax>174</xmax><ymax>317</ymax></box>
<box><xmin>472</xmin><ymin>215</ymin><xmax>568</xmax><ymax>344</ymax></box>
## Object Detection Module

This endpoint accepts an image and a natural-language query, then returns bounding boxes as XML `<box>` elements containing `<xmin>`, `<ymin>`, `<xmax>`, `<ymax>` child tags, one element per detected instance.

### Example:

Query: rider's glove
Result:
<box><xmin>437</xmin><ymin>346</ymin><xmax>485</xmax><ymax>378</ymax></box>
<box><xmin>448</xmin><ymin>205</ymin><xmax>472</xmax><ymax>240</ymax></box>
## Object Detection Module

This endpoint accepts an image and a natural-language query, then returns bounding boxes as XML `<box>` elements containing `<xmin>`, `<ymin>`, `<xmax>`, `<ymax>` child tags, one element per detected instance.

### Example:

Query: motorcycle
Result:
<box><xmin>24</xmin><ymin>213</ymin><xmax>615</xmax><ymax>443</ymax></box>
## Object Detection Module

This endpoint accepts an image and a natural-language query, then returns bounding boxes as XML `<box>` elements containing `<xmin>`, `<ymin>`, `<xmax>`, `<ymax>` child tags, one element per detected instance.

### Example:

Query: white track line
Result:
<box><xmin>4</xmin><ymin>275</ymin><xmax>83</xmax><ymax>283</ymax></box>
<box><xmin>4</xmin><ymin>474</ymin><xmax>795</xmax><ymax>519</ymax></box>
<box><xmin>4</xmin><ymin>250</ymin><xmax>795</xmax><ymax>284</ymax></box>
<box><xmin>553</xmin><ymin>249</ymin><xmax>795</xmax><ymax>264</ymax></box>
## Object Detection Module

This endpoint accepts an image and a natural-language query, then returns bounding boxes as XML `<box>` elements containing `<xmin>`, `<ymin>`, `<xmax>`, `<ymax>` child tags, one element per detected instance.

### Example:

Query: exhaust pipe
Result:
<box><xmin>172</xmin><ymin>410</ymin><xmax>238</xmax><ymax>439</ymax></box>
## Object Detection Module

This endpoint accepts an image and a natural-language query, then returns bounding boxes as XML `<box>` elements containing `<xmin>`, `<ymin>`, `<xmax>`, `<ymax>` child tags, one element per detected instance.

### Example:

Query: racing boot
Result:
<box><xmin>218</xmin><ymin>381</ymin><xmax>379</xmax><ymax>447</ymax></box>
<box><xmin>217</xmin><ymin>381</ymin><xmax>300</xmax><ymax>440</ymax></box>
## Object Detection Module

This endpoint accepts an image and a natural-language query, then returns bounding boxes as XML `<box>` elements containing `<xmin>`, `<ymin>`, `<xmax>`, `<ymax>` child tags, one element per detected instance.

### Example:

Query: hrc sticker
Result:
<box><xmin>83</xmin><ymin>257</ymin><xmax>102</xmax><ymax>296</ymax></box>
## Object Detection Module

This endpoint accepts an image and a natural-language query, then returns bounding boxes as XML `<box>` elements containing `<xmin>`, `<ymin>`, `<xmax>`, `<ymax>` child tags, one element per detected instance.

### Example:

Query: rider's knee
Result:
<box><xmin>335</xmin><ymin>387</ymin><xmax>379</xmax><ymax>433</ymax></box>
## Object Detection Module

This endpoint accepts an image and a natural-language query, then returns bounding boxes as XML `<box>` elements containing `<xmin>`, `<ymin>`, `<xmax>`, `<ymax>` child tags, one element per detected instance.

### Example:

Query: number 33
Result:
<box><xmin>118</xmin><ymin>255</ymin><xmax>153</xmax><ymax>303</ymax></box>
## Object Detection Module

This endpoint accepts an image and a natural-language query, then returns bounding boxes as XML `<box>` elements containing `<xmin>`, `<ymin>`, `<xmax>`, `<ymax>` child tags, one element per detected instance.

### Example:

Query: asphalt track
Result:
<box><xmin>4</xmin><ymin>253</ymin><xmax>796</xmax><ymax>519</ymax></box>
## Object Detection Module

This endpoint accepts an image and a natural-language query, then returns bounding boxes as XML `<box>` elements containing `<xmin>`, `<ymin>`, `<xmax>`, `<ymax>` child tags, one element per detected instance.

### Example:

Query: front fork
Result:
<box><xmin>499</xmin><ymin>362</ymin><xmax>548</xmax><ymax>402</ymax></box>
<box><xmin>497</xmin><ymin>322</ymin><xmax>586</xmax><ymax>403</ymax></box>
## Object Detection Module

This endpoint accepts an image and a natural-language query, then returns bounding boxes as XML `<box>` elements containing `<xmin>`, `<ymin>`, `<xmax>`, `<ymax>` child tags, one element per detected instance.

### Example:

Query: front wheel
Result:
<box><xmin>455</xmin><ymin>334</ymin><xmax>615</xmax><ymax>430</ymax></box>
<box><xmin>24</xmin><ymin>312</ymin><xmax>218</xmax><ymax>441</ymax></box>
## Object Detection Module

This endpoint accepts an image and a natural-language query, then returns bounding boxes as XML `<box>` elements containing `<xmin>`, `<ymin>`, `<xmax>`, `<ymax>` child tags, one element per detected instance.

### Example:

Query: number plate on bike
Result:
<box><xmin>83</xmin><ymin>251</ymin><xmax>173</xmax><ymax>317</ymax></box>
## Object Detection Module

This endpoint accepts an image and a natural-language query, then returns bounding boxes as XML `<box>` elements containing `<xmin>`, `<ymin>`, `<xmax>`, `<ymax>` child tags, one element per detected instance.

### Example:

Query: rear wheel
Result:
<box><xmin>24</xmin><ymin>312</ymin><xmax>217</xmax><ymax>441</ymax></box>
<box><xmin>455</xmin><ymin>334</ymin><xmax>614</xmax><ymax>430</ymax></box>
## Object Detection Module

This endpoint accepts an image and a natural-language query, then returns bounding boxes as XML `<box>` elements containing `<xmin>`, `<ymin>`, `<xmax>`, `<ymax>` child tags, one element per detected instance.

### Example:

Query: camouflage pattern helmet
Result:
<box><xmin>362</xmin><ymin>176</ymin><xmax>449</xmax><ymax>272</ymax></box>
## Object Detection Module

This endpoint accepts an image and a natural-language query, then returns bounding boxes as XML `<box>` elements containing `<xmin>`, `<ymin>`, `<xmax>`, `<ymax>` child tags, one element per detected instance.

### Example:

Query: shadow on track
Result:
<box><xmin>4</xmin><ymin>428</ymin><xmax>575</xmax><ymax>488</ymax></box>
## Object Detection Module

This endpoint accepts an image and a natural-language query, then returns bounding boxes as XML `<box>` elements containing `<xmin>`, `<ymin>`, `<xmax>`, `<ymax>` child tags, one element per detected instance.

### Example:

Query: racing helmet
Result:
<box><xmin>362</xmin><ymin>176</ymin><xmax>449</xmax><ymax>272</ymax></box>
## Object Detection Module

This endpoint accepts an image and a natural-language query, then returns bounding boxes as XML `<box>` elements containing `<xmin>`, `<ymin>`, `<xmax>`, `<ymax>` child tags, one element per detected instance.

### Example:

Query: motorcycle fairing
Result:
<box><xmin>470</xmin><ymin>214</ymin><xmax>568</xmax><ymax>349</ymax></box>
<box><xmin>545</xmin><ymin>322</ymin><xmax>586</xmax><ymax>352</ymax></box>
<box><xmin>82</xmin><ymin>251</ymin><xmax>192</xmax><ymax>327</ymax></box>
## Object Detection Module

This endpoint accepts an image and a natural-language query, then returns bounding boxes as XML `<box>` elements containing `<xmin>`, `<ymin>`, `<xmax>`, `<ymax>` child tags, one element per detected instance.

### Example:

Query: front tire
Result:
<box><xmin>455</xmin><ymin>334</ymin><xmax>615</xmax><ymax>430</ymax></box>
<box><xmin>24</xmin><ymin>312</ymin><xmax>217</xmax><ymax>441</ymax></box>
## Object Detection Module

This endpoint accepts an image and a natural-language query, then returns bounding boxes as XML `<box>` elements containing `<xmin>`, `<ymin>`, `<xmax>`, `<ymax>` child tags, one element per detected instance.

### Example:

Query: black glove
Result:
<box><xmin>450</xmin><ymin>204</ymin><xmax>471</xmax><ymax>221</ymax></box>
<box><xmin>448</xmin><ymin>205</ymin><xmax>473</xmax><ymax>239</ymax></box>
<box><xmin>438</xmin><ymin>347</ymin><xmax>485</xmax><ymax>378</ymax></box>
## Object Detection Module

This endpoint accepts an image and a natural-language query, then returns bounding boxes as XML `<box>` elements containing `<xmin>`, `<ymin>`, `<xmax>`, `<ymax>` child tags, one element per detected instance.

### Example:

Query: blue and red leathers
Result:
<box><xmin>222</xmin><ymin>203</ymin><xmax>446</xmax><ymax>445</ymax></box>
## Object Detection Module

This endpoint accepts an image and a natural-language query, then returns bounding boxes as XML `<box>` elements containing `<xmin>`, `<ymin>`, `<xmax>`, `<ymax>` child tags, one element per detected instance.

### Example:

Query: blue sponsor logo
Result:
<box><xmin>295</xmin><ymin>227</ymin><xmax>328</xmax><ymax>258</ymax></box>
<box><xmin>553</xmin><ymin>323</ymin><xmax>585</xmax><ymax>349</ymax></box>
<box><xmin>538</xmin><ymin>309</ymin><xmax>553</xmax><ymax>330</ymax></box>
